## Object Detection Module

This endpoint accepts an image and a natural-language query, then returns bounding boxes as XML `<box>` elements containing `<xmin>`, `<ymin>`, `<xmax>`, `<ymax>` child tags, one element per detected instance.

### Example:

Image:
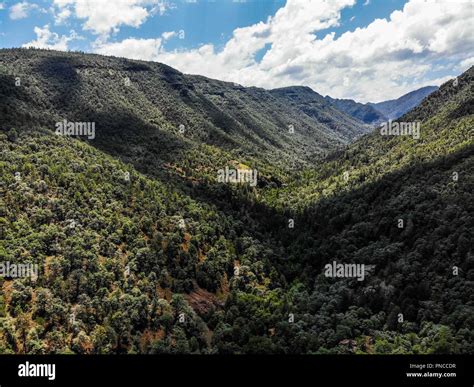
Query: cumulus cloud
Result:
<box><xmin>10</xmin><ymin>1</ymin><xmax>37</xmax><ymax>19</ymax></box>
<box><xmin>458</xmin><ymin>57</ymin><xmax>474</xmax><ymax>71</ymax></box>
<box><xmin>94</xmin><ymin>37</ymin><xmax>163</xmax><ymax>61</ymax></box>
<box><xmin>22</xmin><ymin>24</ymin><xmax>79</xmax><ymax>50</ymax></box>
<box><xmin>96</xmin><ymin>0</ymin><xmax>354</xmax><ymax>81</ymax></box>
<box><xmin>93</xmin><ymin>0</ymin><xmax>473</xmax><ymax>101</ymax></box>
<box><xmin>19</xmin><ymin>0</ymin><xmax>473</xmax><ymax>102</ymax></box>
<box><xmin>52</xmin><ymin>0</ymin><xmax>172</xmax><ymax>37</ymax></box>
<box><xmin>54</xmin><ymin>7</ymin><xmax>71</xmax><ymax>24</ymax></box>
<box><xmin>161</xmin><ymin>31</ymin><xmax>176</xmax><ymax>40</ymax></box>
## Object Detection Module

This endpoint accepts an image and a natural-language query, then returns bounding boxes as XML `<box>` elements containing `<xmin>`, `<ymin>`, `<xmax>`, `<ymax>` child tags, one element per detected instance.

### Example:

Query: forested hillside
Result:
<box><xmin>0</xmin><ymin>49</ymin><xmax>472</xmax><ymax>354</ymax></box>
<box><xmin>269</xmin><ymin>86</ymin><xmax>371</xmax><ymax>138</ymax></box>
<box><xmin>324</xmin><ymin>95</ymin><xmax>386</xmax><ymax>125</ymax></box>
<box><xmin>0</xmin><ymin>49</ymin><xmax>368</xmax><ymax>175</ymax></box>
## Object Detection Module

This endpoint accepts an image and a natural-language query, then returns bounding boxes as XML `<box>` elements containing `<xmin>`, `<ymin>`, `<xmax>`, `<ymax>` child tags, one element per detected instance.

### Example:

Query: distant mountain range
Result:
<box><xmin>369</xmin><ymin>85</ymin><xmax>439</xmax><ymax>120</ymax></box>
<box><xmin>325</xmin><ymin>86</ymin><xmax>439</xmax><ymax>125</ymax></box>
<box><xmin>324</xmin><ymin>95</ymin><xmax>386</xmax><ymax>125</ymax></box>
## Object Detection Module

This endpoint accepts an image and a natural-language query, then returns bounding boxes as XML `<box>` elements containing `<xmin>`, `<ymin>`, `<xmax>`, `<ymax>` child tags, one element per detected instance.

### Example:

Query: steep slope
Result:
<box><xmin>0</xmin><ymin>48</ymin><xmax>366</xmax><ymax>176</ymax></box>
<box><xmin>1</xmin><ymin>128</ymin><xmax>303</xmax><ymax>354</ymax></box>
<box><xmin>324</xmin><ymin>95</ymin><xmax>387</xmax><ymax>125</ymax></box>
<box><xmin>370</xmin><ymin>86</ymin><xmax>439</xmax><ymax>120</ymax></box>
<box><xmin>0</xmin><ymin>48</ymin><xmax>370</xmax><ymax>355</ymax></box>
<box><xmin>269</xmin><ymin>86</ymin><xmax>371</xmax><ymax>141</ymax></box>
<box><xmin>264</xmin><ymin>69</ymin><xmax>472</xmax><ymax>209</ymax></box>
<box><xmin>258</xmin><ymin>67</ymin><xmax>473</xmax><ymax>354</ymax></box>
<box><xmin>0</xmin><ymin>131</ymin><xmax>220</xmax><ymax>353</ymax></box>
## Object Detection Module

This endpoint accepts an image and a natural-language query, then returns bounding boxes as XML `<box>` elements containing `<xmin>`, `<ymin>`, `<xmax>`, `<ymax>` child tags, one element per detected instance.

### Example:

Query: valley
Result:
<box><xmin>0</xmin><ymin>48</ymin><xmax>472</xmax><ymax>355</ymax></box>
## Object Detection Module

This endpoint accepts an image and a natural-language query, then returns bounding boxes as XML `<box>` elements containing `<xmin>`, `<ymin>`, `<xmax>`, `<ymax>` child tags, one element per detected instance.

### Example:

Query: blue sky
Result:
<box><xmin>0</xmin><ymin>0</ymin><xmax>472</xmax><ymax>102</ymax></box>
<box><xmin>0</xmin><ymin>0</ymin><xmax>408</xmax><ymax>52</ymax></box>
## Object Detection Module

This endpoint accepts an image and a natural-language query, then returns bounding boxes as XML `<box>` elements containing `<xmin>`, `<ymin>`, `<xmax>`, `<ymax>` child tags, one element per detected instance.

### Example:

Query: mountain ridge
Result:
<box><xmin>0</xmin><ymin>48</ymin><xmax>369</xmax><ymax>174</ymax></box>
<box><xmin>369</xmin><ymin>85</ymin><xmax>439</xmax><ymax>120</ymax></box>
<box><xmin>324</xmin><ymin>86</ymin><xmax>439</xmax><ymax>125</ymax></box>
<box><xmin>324</xmin><ymin>95</ymin><xmax>387</xmax><ymax>125</ymax></box>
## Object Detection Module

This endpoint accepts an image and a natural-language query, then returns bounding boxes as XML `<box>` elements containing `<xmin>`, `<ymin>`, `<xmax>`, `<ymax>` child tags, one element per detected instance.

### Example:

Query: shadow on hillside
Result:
<box><xmin>34</xmin><ymin>55</ymin><xmax>82</xmax><ymax>110</ymax></box>
<box><xmin>119</xmin><ymin>139</ymin><xmax>473</xmax><ymax>286</ymax></box>
<box><xmin>85</xmin><ymin>109</ymin><xmax>191</xmax><ymax>164</ymax></box>
<box><xmin>13</xmin><ymin>55</ymin><xmax>474</xmax><ymax>289</ymax></box>
<box><xmin>0</xmin><ymin>74</ymin><xmax>37</xmax><ymax>130</ymax></box>
<box><xmin>32</xmin><ymin>54</ymin><xmax>194</xmax><ymax>166</ymax></box>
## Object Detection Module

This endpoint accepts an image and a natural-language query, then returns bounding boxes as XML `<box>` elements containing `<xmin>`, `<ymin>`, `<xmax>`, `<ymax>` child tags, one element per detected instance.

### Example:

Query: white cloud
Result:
<box><xmin>457</xmin><ymin>56</ymin><xmax>474</xmax><ymax>72</ymax></box>
<box><xmin>96</xmin><ymin>0</ymin><xmax>355</xmax><ymax>82</ymax></box>
<box><xmin>52</xmin><ymin>0</ymin><xmax>172</xmax><ymax>37</ymax></box>
<box><xmin>22</xmin><ymin>24</ymin><xmax>78</xmax><ymax>50</ymax></box>
<box><xmin>0</xmin><ymin>3</ymin><xmax>5</xmax><ymax>11</ymax></box>
<box><xmin>161</xmin><ymin>31</ymin><xmax>175</xmax><ymax>40</ymax></box>
<box><xmin>10</xmin><ymin>1</ymin><xmax>37</xmax><ymax>19</ymax></box>
<box><xmin>27</xmin><ymin>0</ymin><xmax>473</xmax><ymax>102</ymax></box>
<box><xmin>54</xmin><ymin>7</ymin><xmax>71</xmax><ymax>24</ymax></box>
<box><xmin>151</xmin><ymin>0</ymin><xmax>173</xmax><ymax>16</ymax></box>
<box><xmin>94</xmin><ymin>37</ymin><xmax>163</xmax><ymax>61</ymax></box>
<box><xmin>148</xmin><ymin>0</ymin><xmax>473</xmax><ymax>102</ymax></box>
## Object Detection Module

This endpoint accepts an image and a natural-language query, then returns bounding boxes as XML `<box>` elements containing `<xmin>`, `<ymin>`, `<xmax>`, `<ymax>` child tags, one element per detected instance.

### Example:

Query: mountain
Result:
<box><xmin>0</xmin><ymin>48</ymin><xmax>367</xmax><ymax>178</ymax></box>
<box><xmin>0</xmin><ymin>48</ymin><xmax>472</xmax><ymax>355</ymax></box>
<box><xmin>259</xmin><ymin>66</ymin><xmax>473</xmax><ymax>353</ymax></box>
<box><xmin>324</xmin><ymin>86</ymin><xmax>440</xmax><ymax>125</ymax></box>
<box><xmin>324</xmin><ymin>96</ymin><xmax>387</xmax><ymax>125</ymax></box>
<box><xmin>264</xmin><ymin>69</ymin><xmax>473</xmax><ymax>217</ymax></box>
<box><xmin>369</xmin><ymin>86</ymin><xmax>439</xmax><ymax>120</ymax></box>
<box><xmin>269</xmin><ymin>86</ymin><xmax>371</xmax><ymax>140</ymax></box>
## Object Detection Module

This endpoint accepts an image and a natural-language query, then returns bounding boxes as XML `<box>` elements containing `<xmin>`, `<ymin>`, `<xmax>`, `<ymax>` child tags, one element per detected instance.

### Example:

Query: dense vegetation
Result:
<box><xmin>324</xmin><ymin>95</ymin><xmax>386</xmax><ymax>125</ymax></box>
<box><xmin>0</xmin><ymin>48</ymin><xmax>472</xmax><ymax>354</ymax></box>
<box><xmin>269</xmin><ymin>86</ymin><xmax>372</xmax><ymax>139</ymax></box>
